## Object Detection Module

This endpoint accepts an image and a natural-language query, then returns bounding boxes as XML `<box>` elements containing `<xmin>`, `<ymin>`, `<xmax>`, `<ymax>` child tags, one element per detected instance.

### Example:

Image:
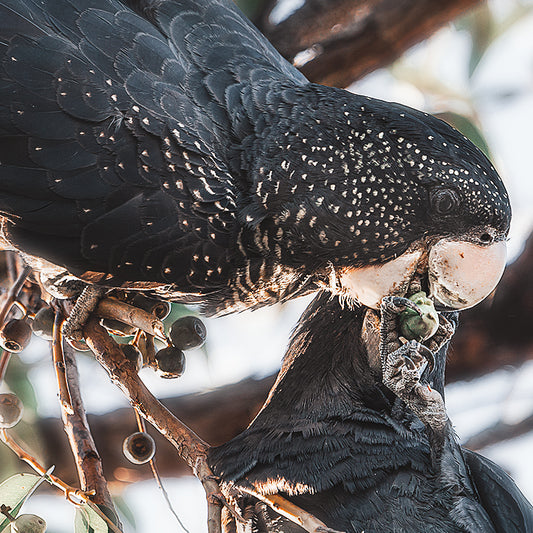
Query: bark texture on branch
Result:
<box><xmin>256</xmin><ymin>0</ymin><xmax>482</xmax><ymax>87</ymax></box>
<box><xmin>38</xmin><ymin>376</ymin><xmax>275</xmax><ymax>486</ymax></box>
<box><xmin>59</xmin><ymin>341</ymin><xmax>114</xmax><ymax>509</ymax></box>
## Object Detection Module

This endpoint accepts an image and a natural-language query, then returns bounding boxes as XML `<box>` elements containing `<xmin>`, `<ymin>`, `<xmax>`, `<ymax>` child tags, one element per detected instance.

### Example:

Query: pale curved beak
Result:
<box><xmin>338</xmin><ymin>238</ymin><xmax>507</xmax><ymax>311</ymax></box>
<box><xmin>428</xmin><ymin>239</ymin><xmax>507</xmax><ymax>310</ymax></box>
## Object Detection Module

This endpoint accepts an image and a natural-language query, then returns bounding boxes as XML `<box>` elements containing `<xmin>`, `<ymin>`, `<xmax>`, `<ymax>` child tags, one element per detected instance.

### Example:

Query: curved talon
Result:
<box><xmin>402</xmin><ymin>354</ymin><xmax>417</xmax><ymax>371</ymax></box>
<box><xmin>382</xmin><ymin>296</ymin><xmax>423</xmax><ymax>317</ymax></box>
<box><xmin>390</xmin><ymin>296</ymin><xmax>423</xmax><ymax>316</ymax></box>
<box><xmin>418</xmin><ymin>343</ymin><xmax>435</xmax><ymax>372</ymax></box>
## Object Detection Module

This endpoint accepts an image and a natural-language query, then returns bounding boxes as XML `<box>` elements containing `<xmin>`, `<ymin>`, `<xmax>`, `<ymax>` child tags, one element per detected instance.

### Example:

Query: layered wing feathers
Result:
<box><xmin>0</xmin><ymin>0</ymin><xmax>305</xmax><ymax>296</ymax></box>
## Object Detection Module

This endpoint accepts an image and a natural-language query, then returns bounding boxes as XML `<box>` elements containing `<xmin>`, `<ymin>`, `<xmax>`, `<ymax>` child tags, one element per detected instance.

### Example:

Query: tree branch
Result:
<box><xmin>59</xmin><ymin>338</ymin><xmax>115</xmax><ymax>510</ymax></box>
<box><xmin>463</xmin><ymin>411</ymin><xmax>533</xmax><ymax>451</ymax></box>
<box><xmin>83</xmin><ymin>317</ymin><xmax>230</xmax><ymax>532</ymax></box>
<box><xmin>38</xmin><ymin>375</ymin><xmax>275</xmax><ymax>485</ymax></box>
<box><xmin>257</xmin><ymin>0</ymin><xmax>482</xmax><ymax>87</ymax></box>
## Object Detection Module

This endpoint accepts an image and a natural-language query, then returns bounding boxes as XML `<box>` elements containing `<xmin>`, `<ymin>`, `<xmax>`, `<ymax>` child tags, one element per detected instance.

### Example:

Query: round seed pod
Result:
<box><xmin>399</xmin><ymin>292</ymin><xmax>439</xmax><ymax>341</ymax></box>
<box><xmin>0</xmin><ymin>393</ymin><xmax>24</xmax><ymax>429</ymax></box>
<box><xmin>31</xmin><ymin>307</ymin><xmax>55</xmax><ymax>341</ymax></box>
<box><xmin>122</xmin><ymin>431</ymin><xmax>156</xmax><ymax>465</ymax></box>
<box><xmin>169</xmin><ymin>316</ymin><xmax>206</xmax><ymax>351</ymax></box>
<box><xmin>0</xmin><ymin>319</ymin><xmax>32</xmax><ymax>353</ymax></box>
<box><xmin>120</xmin><ymin>344</ymin><xmax>143</xmax><ymax>372</ymax></box>
<box><xmin>11</xmin><ymin>514</ymin><xmax>46</xmax><ymax>533</ymax></box>
<box><xmin>155</xmin><ymin>346</ymin><xmax>185</xmax><ymax>379</ymax></box>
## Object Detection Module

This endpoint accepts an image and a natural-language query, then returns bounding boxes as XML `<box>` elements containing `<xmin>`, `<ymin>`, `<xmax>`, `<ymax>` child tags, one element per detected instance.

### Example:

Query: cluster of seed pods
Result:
<box><xmin>0</xmin><ymin>268</ymin><xmax>208</xmax><ymax>519</ymax></box>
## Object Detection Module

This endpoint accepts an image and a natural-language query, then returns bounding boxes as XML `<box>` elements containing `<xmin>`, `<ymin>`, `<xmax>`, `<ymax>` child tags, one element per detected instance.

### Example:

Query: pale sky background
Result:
<box><xmin>5</xmin><ymin>1</ymin><xmax>533</xmax><ymax>531</ymax></box>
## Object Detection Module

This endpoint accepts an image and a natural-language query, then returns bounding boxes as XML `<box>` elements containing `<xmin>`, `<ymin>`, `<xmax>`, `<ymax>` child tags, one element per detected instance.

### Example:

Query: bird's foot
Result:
<box><xmin>382</xmin><ymin>339</ymin><xmax>432</xmax><ymax>397</ymax></box>
<box><xmin>61</xmin><ymin>285</ymin><xmax>106</xmax><ymax>341</ymax></box>
<box><xmin>424</xmin><ymin>313</ymin><xmax>456</xmax><ymax>354</ymax></box>
<box><xmin>382</xmin><ymin>339</ymin><xmax>446</xmax><ymax>433</ymax></box>
<box><xmin>380</xmin><ymin>296</ymin><xmax>447</xmax><ymax>433</ymax></box>
<box><xmin>380</xmin><ymin>296</ymin><xmax>435</xmax><ymax>370</ymax></box>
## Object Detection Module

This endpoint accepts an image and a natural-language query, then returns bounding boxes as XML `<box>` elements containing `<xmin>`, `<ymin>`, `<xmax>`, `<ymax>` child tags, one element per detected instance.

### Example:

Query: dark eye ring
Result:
<box><xmin>431</xmin><ymin>188</ymin><xmax>460</xmax><ymax>215</ymax></box>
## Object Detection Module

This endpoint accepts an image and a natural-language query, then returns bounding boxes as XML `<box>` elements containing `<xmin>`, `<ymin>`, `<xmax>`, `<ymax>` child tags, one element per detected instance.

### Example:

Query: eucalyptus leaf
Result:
<box><xmin>74</xmin><ymin>504</ymin><xmax>108</xmax><ymax>533</ymax></box>
<box><xmin>467</xmin><ymin>4</ymin><xmax>494</xmax><ymax>77</ymax></box>
<box><xmin>0</xmin><ymin>473</ymin><xmax>43</xmax><ymax>532</ymax></box>
<box><xmin>112</xmin><ymin>496</ymin><xmax>136</xmax><ymax>531</ymax></box>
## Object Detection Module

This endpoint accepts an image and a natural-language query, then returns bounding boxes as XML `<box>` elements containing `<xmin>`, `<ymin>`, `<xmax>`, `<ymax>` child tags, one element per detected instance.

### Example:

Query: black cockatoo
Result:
<box><xmin>209</xmin><ymin>292</ymin><xmax>533</xmax><ymax>532</ymax></box>
<box><xmin>0</xmin><ymin>0</ymin><xmax>510</xmax><ymax>315</ymax></box>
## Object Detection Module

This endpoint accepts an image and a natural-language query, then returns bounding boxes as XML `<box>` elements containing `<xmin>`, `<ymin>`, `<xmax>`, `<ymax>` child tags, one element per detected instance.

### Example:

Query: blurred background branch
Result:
<box><xmin>249</xmin><ymin>0</ymin><xmax>483</xmax><ymax>87</ymax></box>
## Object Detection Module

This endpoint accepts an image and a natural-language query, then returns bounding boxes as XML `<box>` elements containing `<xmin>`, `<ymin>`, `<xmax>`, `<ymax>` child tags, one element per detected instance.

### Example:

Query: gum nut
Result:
<box><xmin>120</xmin><ymin>344</ymin><xmax>142</xmax><ymax>372</ymax></box>
<box><xmin>31</xmin><ymin>308</ymin><xmax>55</xmax><ymax>341</ymax></box>
<box><xmin>169</xmin><ymin>316</ymin><xmax>207</xmax><ymax>350</ymax></box>
<box><xmin>11</xmin><ymin>514</ymin><xmax>46</xmax><ymax>533</ymax></box>
<box><xmin>339</xmin><ymin>250</ymin><xmax>422</xmax><ymax>309</ymax></box>
<box><xmin>399</xmin><ymin>292</ymin><xmax>439</xmax><ymax>341</ymax></box>
<box><xmin>155</xmin><ymin>346</ymin><xmax>186</xmax><ymax>378</ymax></box>
<box><xmin>0</xmin><ymin>319</ymin><xmax>32</xmax><ymax>353</ymax></box>
<box><xmin>123</xmin><ymin>431</ymin><xmax>156</xmax><ymax>464</ymax></box>
<box><xmin>429</xmin><ymin>239</ymin><xmax>507</xmax><ymax>310</ymax></box>
<box><xmin>0</xmin><ymin>392</ymin><xmax>23</xmax><ymax>428</ymax></box>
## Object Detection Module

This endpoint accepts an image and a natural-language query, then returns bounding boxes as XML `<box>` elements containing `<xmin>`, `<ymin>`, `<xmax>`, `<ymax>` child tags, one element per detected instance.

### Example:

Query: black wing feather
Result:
<box><xmin>464</xmin><ymin>448</ymin><xmax>533</xmax><ymax>533</ymax></box>
<box><xmin>0</xmin><ymin>0</ymin><xmax>307</xmax><ymax>307</ymax></box>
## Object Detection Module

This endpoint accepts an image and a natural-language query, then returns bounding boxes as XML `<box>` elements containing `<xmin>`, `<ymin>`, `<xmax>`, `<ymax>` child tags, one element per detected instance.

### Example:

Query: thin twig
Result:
<box><xmin>83</xmin><ymin>318</ymin><xmax>231</xmax><ymax>533</ymax></box>
<box><xmin>0</xmin><ymin>428</ymin><xmax>86</xmax><ymax>499</ymax></box>
<box><xmin>60</xmin><ymin>339</ymin><xmax>116</xmax><ymax>511</ymax></box>
<box><xmin>150</xmin><ymin>458</ymin><xmax>190</xmax><ymax>533</ymax></box>
<box><xmin>0</xmin><ymin>350</ymin><xmax>11</xmax><ymax>384</ymax></box>
<box><xmin>0</xmin><ymin>428</ymin><xmax>122</xmax><ymax>533</ymax></box>
<box><xmin>135</xmin><ymin>407</ymin><xmax>191</xmax><ymax>532</ymax></box>
<box><xmin>5</xmin><ymin>252</ymin><xmax>20</xmax><ymax>285</ymax></box>
<box><xmin>95</xmin><ymin>298</ymin><xmax>166</xmax><ymax>341</ymax></box>
<box><xmin>52</xmin><ymin>312</ymin><xmax>73</xmax><ymax>415</ymax></box>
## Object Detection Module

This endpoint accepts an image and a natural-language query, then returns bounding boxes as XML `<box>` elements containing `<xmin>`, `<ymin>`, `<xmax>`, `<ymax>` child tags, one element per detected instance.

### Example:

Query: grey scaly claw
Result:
<box><xmin>62</xmin><ymin>285</ymin><xmax>106</xmax><ymax>341</ymax></box>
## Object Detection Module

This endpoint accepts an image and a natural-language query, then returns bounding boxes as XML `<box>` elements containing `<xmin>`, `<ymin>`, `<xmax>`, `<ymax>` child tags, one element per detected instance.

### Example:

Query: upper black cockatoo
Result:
<box><xmin>0</xmin><ymin>0</ymin><xmax>511</xmax><ymax>315</ymax></box>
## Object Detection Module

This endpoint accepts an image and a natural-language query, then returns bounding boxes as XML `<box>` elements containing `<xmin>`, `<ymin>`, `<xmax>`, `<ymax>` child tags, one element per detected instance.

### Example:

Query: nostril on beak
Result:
<box><xmin>479</xmin><ymin>233</ymin><xmax>493</xmax><ymax>244</ymax></box>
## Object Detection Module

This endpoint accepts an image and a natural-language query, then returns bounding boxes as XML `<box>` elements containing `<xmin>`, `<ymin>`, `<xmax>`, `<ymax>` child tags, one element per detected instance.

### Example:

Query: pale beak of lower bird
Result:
<box><xmin>428</xmin><ymin>238</ymin><xmax>507</xmax><ymax>310</ymax></box>
<box><xmin>338</xmin><ymin>238</ymin><xmax>507</xmax><ymax>311</ymax></box>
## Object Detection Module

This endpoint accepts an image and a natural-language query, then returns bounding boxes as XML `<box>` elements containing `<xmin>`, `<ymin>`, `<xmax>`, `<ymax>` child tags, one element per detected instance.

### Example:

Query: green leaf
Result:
<box><xmin>0</xmin><ymin>473</ymin><xmax>43</xmax><ymax>532</ymax></box>
<box><xmin>4</xmin><ymin>353</ymin><xmax>38</xmax><ymax>414</ymax></box>
<box><xmin>435</xmin><ymin>111</ymin><xmax>491</xmax><ymax>158</ymax></box>
<box><xmin>74</xmin><ymin>504</ymin><xmax>108</xmax><ymax>533</ymax></box>
<box><xmin>466</xmin><ymin>5</ymin><xmax>494</xmax><ymax>77</ymax></box>
<box><xmin>112</xmin><ymin>496</ymin><xmax>136</xmax><ymax>532</ymax></box>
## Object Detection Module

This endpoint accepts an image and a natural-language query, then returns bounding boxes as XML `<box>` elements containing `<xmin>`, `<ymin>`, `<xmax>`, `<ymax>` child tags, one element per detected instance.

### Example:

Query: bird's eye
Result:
<box><xmin>431</xmin><ymin>188</ymin><xmax>460</xmax><ymax>215</ymax></box>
